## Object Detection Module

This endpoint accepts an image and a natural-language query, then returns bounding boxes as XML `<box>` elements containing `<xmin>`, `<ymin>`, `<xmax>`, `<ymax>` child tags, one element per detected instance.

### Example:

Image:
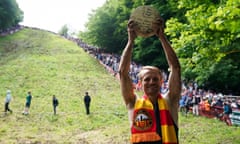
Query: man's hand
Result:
<box><xmin>127</xmin><ymin>20</ymin><xmax>137</xmax><ymax>42</ymax></box>
<box><xmin>152</xmin><ymin>18</ymin><xmax>165</xmax><ymax>38</ymax></box>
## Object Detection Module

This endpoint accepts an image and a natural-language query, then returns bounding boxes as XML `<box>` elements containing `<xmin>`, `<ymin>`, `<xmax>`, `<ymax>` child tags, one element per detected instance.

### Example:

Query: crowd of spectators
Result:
<box><xmin>0</xmin><ymin>25</ymin><xmax>24</xmax><ymax>36</ymax></box>
<box><xmin>180</xmin><ymin>82</ymin><xmax>240</xmax><ymax>112</ymax></box>
<box><xmin>179</xmin><ymin>82</ymin><xmax>240</xmax><ymax>125</ymax></box>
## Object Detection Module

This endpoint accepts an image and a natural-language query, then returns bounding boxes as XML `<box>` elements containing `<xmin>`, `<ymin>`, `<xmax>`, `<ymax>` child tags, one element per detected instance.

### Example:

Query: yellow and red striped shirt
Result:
<box><xmin>131</xmin><ymin>94</ymin><xmax>178</xmax><ymax>144</ymax></box>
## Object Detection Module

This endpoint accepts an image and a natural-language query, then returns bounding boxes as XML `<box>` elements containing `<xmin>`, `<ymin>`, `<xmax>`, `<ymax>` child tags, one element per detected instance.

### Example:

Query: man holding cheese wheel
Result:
<box><xmin>119</xmin><ymin>16</ymin><xmax>181</xmax><ymax>144</ymax></box>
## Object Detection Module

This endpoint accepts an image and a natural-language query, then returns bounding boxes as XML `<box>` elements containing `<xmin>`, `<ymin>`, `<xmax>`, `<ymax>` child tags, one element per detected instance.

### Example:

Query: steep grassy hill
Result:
<box><xmin>0</xmin><ymin>28</ymin><xmax>239</xmax><ymax>144</ymax></box>
<box><xmin>0</xmin><ymin>28</ymin><xmax>129</xmax><ymax>143</ymax></box>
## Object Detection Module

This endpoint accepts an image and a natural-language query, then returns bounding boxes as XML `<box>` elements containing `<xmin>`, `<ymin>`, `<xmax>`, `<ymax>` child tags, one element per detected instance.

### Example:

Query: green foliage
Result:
<box><xmin>79</xmin><ymin>0</ymin><xmax>130</xmax><ymax>53</ymax></box>
<box><xmin>58</xmin><ymin>24</ymin><xmax>69</xmax><ymax>37</ymax></box>
<box><xmin>166</xmin><ymin>0</ymin><xmax>240</xmax><ymax>94</ymax></box>
<box><xmin>0</xmin><ymin>0</ymin><xmax>23</xmax><ymax>30</ymax></box>
<box><xmin>133</xmin><ymin>37</ymin><xmax>168</xmax><ymax>69</ymax></box>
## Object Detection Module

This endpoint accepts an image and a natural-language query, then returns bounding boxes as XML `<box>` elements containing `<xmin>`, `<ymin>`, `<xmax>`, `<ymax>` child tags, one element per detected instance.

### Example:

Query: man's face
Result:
<box><xmin>141</xmin><ymin>70</ymin><xmax>162</xmax><ymax>96</ymax></box>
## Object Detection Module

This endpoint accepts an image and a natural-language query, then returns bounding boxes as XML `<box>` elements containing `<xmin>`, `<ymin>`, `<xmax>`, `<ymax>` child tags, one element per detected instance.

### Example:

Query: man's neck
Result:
<box><xmin>146</xmin><ymin>94</ymin><xmax>159</xmax><ymax>104</ymax></box>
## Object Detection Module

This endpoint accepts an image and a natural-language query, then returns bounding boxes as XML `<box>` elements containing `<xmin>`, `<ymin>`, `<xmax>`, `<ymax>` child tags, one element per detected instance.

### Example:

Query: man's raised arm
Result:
<box><xmin>155</xmin><ymin>19</ymin><xmax>181</xmax><ymax>125</ymax></box>
<box><xmin>118</xmin><ymin>20</ymin><xmax>137</xmax><ymax>109</ymax></box>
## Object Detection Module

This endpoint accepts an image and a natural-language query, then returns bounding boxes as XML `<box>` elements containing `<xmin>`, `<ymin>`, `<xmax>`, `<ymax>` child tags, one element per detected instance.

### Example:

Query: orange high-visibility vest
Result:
<box><xmin>131</xmin><ymin>94</ymin><xmax>178</xmax><ymax>144</ymax></box>
<box><xmin>204</xmin><ymin>101</ymin><xmax>210</xmax><ymax>111</ymax></box>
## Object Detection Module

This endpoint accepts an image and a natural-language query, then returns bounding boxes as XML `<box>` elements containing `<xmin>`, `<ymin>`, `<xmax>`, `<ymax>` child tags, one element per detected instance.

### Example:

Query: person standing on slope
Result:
<box><xmin>22</xmin><ymin>91</ymin><xmax>32</xmax><ymax>115</ymax></box>
<box><xmin>84</xmin><ymin>92</ymin><xmax>91</xmax><ymax>115</ymax></box>
<box><xmin>4</xmin><ymin>90</ymin><xmax>13</xmax><ymax>115</ymax></box>
<box><xmin>52</xmin><ymin>95</ymin><xmax>59</xmax><ymax>115</ymax></box>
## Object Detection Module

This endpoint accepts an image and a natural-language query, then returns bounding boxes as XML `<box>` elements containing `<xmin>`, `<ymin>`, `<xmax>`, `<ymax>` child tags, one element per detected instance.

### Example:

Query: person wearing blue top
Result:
<box><xmin>179</xmin><ymin>94</ymin><xmax>187</xmax><ymax>116</ymax></box>
<box><xmin>222</xmin><ymin>101</ymin><xmax>232</xmax><ymax>126</ymax></box>
<box><xmin>22</xmin><ymin>91</ymin><xmax>32</xmax><ymax>115</ymax></box>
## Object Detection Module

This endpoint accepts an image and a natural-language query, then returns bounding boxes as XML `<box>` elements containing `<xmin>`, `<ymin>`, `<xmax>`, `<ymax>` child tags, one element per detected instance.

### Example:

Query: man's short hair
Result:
<box><xmin>137</xmin><ymin>66</ymin><xmax>162</xmax><ymax>81</ymax></box>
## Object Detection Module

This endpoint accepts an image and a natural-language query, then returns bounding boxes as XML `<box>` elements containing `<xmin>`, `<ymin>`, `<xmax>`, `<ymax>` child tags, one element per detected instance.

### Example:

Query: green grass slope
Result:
<box><xmin>0</xmin><ymin>28</ymin><xmax>129</xmax><ymax>143</ymax></box>
<box><xmin>0</xmin><ymin>28</ymin><xmax>239</xmax><ymax>144</ymax></box>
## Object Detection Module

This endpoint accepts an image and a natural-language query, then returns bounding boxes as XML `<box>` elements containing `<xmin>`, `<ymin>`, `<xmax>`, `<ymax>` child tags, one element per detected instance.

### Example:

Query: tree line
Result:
<box><xmin>79</xmin><ymin>0</ymin><xmax>240</xmax><ymax>95</ymax></box>
<box><xmin>0</xmin><ymin>0</ymin><xmax>23</xmax><ymax>31</ymax></box>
